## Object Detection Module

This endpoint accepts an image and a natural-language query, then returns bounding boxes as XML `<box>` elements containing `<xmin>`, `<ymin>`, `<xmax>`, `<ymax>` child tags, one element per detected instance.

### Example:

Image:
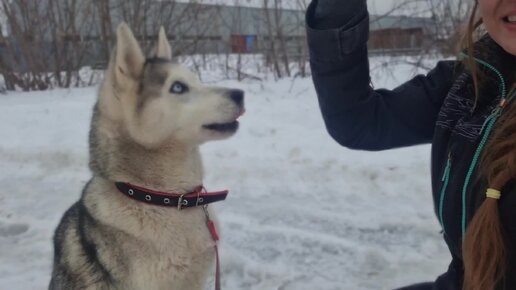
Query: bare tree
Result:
<box><xmin>93</xmin><ymin>0</ymin><xmax>113</xmax><ymax>64</ymax></box>
<box><xmin>428</xmin><ymin>0</ymin><xmax>472</xmax><ymax>55</ymax></box>
<box><xmin>3</xmin><ymin>0</ymin><xmax>473</xmax><ymax>89</ymax></box>
<box><xmin>0</xmin><ymin>0</ymin><xmax>221</xmax><ymax>91</ymax></box>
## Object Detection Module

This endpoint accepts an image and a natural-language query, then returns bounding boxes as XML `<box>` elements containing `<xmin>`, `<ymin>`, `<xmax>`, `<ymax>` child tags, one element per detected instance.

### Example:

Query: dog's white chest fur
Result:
<box><xmin>122</xmin><ymin>231</ymin><xmax>215</xmax><ymax>290</ymax></box>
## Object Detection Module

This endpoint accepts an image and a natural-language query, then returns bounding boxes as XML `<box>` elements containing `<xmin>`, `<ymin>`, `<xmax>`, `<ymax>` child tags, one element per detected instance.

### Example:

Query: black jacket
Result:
<box><xmin>305</xmin><ymin>3</ymin><xmax>516</xmax><ymax>290</ymax></box>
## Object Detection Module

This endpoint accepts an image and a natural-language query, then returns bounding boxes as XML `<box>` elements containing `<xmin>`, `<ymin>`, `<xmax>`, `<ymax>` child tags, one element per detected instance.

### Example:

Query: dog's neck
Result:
<box><xmin>116</xmin><ymin>142</ymin><xmax>203</xmax><ymax>194</ymax></box>
<box><xmin>90</xmin><ymin>118</ymin><xmax>204</xmax><ymax>194</ymax></box>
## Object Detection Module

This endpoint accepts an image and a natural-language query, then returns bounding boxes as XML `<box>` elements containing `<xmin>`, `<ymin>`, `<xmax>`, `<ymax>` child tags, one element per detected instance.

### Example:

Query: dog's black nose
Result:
<box><xmin>229</xmin><ymin>89</ymin><xmax>244</xmax><ymax>106</ymax></box>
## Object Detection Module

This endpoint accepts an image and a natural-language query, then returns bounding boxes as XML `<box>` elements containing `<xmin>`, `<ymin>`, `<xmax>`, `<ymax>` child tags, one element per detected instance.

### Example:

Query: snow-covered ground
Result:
<box><xmin>0</xmin><ymin>57</ymin><xmax>451</xmax><ymax>290</ymax></box>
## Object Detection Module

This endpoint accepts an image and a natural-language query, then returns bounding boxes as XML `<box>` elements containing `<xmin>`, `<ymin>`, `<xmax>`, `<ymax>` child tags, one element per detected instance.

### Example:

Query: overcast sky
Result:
<box><xmin>368</xmin><ymin>0</ymin><xmax>433</xmax><ymax>15</ymax></box>
<box><xmin>369</xmin><ymin>0</ymin><xmax>396</xmax><ymax>14</ymax></box>
<box><xmin>177</xmin><ymin>1</ymin><xmax>429</xmax><ymax>15</ymax></box>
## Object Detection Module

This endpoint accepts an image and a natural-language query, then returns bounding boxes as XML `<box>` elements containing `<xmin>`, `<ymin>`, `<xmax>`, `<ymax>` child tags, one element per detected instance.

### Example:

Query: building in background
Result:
<box><xmin>0</xmin><ymin>0</ymin><xmax>442</xmax><ymax>90</ymax></box>
<box><xmin>1</xmin><ymin>1</ymin><xmax>438</xmax><ymax>60</ymax></box>
<box><xmin>369</xmin><ymin>15</ymin><xmax>437</xmax><ymax>55</ymax></box>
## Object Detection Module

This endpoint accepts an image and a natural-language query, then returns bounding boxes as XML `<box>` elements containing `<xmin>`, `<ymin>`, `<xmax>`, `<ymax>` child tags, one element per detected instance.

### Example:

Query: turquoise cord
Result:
<box><xmin>439</xmin><ymin>157</ymin><xmax>452</xmax><ymax>233</ymax></box>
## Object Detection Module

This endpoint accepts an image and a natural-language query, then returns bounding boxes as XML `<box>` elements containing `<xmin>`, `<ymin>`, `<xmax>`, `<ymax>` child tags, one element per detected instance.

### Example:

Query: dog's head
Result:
<box><xmin>99</xmin><ymin>23</ymin><xmax>245</xmax><ymax>148</ymax></box>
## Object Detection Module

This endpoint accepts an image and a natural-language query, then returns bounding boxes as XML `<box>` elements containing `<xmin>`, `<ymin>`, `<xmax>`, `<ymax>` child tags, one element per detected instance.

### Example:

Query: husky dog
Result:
<box><xmin>49</xmin><ymin>23</ymin><xmax>244</xmax><ymax>290</ymax></box>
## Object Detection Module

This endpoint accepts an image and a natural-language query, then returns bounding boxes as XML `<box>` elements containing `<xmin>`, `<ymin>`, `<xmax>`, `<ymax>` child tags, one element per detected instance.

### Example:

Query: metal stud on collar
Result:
<box><xmin>128</xmin><ymin>189</ymin><xmax>134</xmax><ymax>196</ymax></box>
<box><xmin>145</xmin><ymin>195</ymin><xmax>151</xmax><ymax>201</ymax></box>
<box><xmin>164</xmin><ymin>198</ymin><xmax>170</xmax><ymax>205</ymax></box>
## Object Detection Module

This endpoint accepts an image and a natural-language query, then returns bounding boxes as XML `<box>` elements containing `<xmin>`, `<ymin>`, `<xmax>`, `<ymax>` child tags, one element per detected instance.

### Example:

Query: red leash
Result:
<box><xmin>204</xmin><ymin>206</ymin><xmax>221</xmax><ymax>290</ymax></box>
<box><xmin>115</xmin><ymin>182</ymin><xmax>224</xmax><ymax>289</ymax></box>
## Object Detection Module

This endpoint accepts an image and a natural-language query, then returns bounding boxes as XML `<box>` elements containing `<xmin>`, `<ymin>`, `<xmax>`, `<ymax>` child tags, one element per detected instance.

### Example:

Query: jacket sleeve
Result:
<box><xmin>433</xmin><ymin>258</ymin><xmax>463</xmax><ymax>290</ymax></box>
<box><xmin>306</xmin><ymin>2</ymin><xmax>456</xmax><ymax>151</ymax></box>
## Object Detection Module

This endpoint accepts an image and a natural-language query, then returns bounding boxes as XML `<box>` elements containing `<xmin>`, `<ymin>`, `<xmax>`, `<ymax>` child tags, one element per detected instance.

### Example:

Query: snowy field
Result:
<box><xmin>0</xmin><ymin>57</ymin><xmax>451</xmax><ymax>290</ymax></box>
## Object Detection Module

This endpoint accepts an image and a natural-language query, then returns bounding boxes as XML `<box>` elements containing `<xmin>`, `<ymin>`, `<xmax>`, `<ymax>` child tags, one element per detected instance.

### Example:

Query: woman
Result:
<box><xmin>305</xmin><ymin>0</ymin><xmax>516</xmax><ymax>290</ymax></box>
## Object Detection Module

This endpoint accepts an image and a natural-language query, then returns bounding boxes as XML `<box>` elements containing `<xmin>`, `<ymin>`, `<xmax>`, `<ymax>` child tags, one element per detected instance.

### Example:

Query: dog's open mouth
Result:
<box><xmin>203</xmin><ymin>121</ymin><xmax>239</xmax><ymax>132</ymax></box>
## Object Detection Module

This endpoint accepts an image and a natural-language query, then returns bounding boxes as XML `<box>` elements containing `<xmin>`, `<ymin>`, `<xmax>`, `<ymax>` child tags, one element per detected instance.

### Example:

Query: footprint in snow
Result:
<box><xmin>0</xmin><ymin>222</ymin><xmax>29</xmax><ymax>237</ymax></box>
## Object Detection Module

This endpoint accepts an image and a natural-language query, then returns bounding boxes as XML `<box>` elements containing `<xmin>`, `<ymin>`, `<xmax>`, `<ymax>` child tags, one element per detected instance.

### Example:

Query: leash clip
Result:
<box><xmin>177</xmin><ymin>194</ymin><xmax>188</xmax><ymax>210</ymax></box>
<box><xmin>203</xmin><ymin>205</ymin><xmax>211</xmax><ymax>220</ymax></box>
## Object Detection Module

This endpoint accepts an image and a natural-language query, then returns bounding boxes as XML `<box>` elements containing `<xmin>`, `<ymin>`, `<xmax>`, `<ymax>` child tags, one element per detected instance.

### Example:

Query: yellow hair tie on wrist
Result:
<box><xmin>486</xmin><ymin>188</ymin><xmax>501</xmax><ymax>200</ymax></box>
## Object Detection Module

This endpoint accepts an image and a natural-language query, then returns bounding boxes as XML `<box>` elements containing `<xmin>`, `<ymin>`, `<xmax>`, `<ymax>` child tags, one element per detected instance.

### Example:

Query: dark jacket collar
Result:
<box><xmin>467</xmin><ymin>35</ymin><xmax>515</xmax><ymax>104</ymax></box>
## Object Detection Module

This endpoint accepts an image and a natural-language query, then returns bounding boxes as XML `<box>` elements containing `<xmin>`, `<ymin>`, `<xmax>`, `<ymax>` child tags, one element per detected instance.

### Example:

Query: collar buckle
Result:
<box><xmin>177</xmin><ymin>194</ymin><xmax>188</xmax><ymax>210</ymax></box>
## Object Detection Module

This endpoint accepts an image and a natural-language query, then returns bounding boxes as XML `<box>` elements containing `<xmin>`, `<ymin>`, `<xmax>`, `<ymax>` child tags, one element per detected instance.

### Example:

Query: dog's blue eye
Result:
<box><xmin>170</xmin><ymin>81</ymin><xmax>188</xmax><ymax>94</ymax></box>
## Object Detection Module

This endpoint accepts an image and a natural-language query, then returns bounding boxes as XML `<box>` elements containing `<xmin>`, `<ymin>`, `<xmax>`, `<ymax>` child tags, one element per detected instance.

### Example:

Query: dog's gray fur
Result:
<box><xmin>49</xmin><ymin>23</ymin><xmax>244</xmax><ymax>290</ymax></box>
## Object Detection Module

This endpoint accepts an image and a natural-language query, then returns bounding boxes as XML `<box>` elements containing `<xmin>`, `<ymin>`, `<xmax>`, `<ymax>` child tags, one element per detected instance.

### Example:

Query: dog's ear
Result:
<box><xmin>113</xmin><ymin>22</ymin><xmax>145</xmax><ymax>84</ymax></box>
<box><xmin>153</xmin><ymin>26</ymin><xmax>172</xmax><ymax>60</ymax></box>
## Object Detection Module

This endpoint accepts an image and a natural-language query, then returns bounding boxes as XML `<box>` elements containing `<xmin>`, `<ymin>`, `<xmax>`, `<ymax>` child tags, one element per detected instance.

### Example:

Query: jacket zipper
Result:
<box><xmin>439</xmin><ymin>154</ymin><xmax>452</xmax><ymax>234</ymax></box>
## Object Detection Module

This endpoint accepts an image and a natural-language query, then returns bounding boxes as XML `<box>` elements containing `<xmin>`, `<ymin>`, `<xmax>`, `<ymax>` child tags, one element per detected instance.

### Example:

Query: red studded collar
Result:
<box><xmin>115</xmin><ymin>182</ymin><xmax>228</xmax><ymax>210</ymax></box>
